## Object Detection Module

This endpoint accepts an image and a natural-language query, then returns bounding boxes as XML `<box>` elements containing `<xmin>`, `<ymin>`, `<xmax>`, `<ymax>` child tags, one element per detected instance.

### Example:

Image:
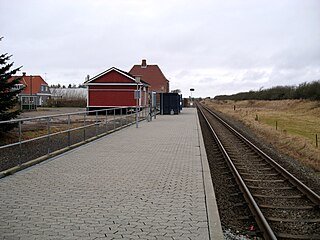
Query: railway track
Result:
<box><xmin>197</xmin><ymin>102</ymin><xmax>320</xmax><ymax>239</ymax></box>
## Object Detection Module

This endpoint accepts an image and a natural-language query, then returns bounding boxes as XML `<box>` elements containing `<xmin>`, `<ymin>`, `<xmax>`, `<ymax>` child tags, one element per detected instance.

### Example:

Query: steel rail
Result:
<box><xmin>201</xmin><ymin>104</ymin><xmax>320</xmax><ymax>206</ymax></box>
<box><xmin>197</xmin><ymin>103</ymin><xmax>277</xmax><ymax>240</ymax></box>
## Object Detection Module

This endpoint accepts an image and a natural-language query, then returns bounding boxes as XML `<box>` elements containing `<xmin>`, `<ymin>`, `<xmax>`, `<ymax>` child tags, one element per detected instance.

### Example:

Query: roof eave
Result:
<box><xmin>85</xmin><ymin>67</ymin><xmax>142</xmax><ymax>85</ymax></box>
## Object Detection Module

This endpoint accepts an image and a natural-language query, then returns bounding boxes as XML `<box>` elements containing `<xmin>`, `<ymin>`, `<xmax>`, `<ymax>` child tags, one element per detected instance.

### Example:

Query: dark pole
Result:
<box><xmin>30</xmin><ymin>75</ymin><xmax>33</xmax><ymax>110</ymax></box>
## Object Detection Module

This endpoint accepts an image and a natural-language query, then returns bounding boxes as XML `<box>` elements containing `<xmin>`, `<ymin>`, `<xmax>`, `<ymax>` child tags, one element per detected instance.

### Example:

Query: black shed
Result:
<box><xmin>160</xmin><ymin>93</ymin><xmax>181</xmax><ymax>115</ymax></box>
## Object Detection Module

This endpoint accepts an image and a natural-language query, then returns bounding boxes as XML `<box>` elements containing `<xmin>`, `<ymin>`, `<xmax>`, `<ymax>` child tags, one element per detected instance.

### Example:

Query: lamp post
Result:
<box><xmin>190</xmin><ymin>88</ymin><xmax>194</xmax><ymax>107</ymax></box>
<box><xmin>30</xmin><ymin>75</ymin><xmax>33</xmax><ymax>110</ymax></box>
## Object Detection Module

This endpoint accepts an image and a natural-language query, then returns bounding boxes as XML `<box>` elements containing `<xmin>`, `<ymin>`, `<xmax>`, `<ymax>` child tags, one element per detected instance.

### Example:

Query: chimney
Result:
<box><xmin>22</xmin><ymin>72</ymin><xmax>26</xmax><ymax>76</ymax></box>
<box><xmin>141</xmin><ymin>59</ymin><xmax>147</xmax><ymax>68</ymax></box>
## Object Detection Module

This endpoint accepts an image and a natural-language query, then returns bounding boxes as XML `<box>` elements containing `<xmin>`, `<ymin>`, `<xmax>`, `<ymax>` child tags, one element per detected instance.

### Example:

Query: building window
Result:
<box><xmin>12</xmin><ymin>84</ymin><xmax>25</xmax><ymax>91</ymax></box>
<box><xmin>41</xmin><ymin>85</ymin><xmax>48</xmax><ymax>92</ymax></box>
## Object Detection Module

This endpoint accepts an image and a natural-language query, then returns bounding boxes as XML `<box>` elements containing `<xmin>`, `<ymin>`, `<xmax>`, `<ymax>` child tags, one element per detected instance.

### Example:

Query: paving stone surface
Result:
<box><xmin>0</xmin><ymin>108</ymin><xmax>212</xmax><ymax>239</ymax></box>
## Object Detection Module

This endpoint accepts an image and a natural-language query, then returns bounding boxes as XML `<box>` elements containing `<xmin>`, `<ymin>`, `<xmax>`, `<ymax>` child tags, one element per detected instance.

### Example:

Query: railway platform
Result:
<box><xmin>0</xmin><ymin>108</ymin><xmax>223</xmax><ymax>240</ymax></box>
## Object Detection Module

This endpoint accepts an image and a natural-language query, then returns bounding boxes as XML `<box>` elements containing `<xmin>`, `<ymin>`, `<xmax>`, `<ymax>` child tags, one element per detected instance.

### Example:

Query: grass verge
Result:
<box><xmin>203</xmin><ymin>99</ymin><xmax>320</xmax><ymax>173</ymax></box>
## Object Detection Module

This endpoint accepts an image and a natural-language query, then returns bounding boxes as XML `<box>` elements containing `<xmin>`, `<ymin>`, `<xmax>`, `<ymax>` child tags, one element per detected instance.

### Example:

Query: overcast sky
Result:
<box><xmin>1</xmin><ymin>0</ymin><xmax>320</xmax><ymax>97</ymax></box>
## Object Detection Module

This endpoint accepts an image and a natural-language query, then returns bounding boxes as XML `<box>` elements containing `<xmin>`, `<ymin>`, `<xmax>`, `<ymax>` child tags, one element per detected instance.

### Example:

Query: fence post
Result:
<box><xmin>276</xmin><ymin>121</ymin><xmax>278</xmax><ymax>130</ymax></box>
<box><xmin>19</xmin><ymin>121</ymin><xmax>22</xmax><ymax>165</ymax></box>
<box><xmin>68</xmin><ymin>115</ymin><xmax>71</xmax><ymax>147</ymax></box>
<box><xmin>120</xmin><ymin>109</ymin><xmax>123</xmax><ymax>128</ymax></box>
<box><xmin>149</xmin><ymin>106</ymin><xmax>152</xmax><ymax>122</ymax></box>
<box><xmin>106</xmin><ymin>110</ymin><xmax>108</xmax><ymax>133</ymax></box>
<box><xmin>47</xmin><ymin>117</ymin><xmax>51</xmax><ymax>154</ymax></box>
<box><xmin>95</xmin><ymin>111</ymin><xmax>98</xmax><ymax>136</ymax></box>
<box><xmin>83</xmin><ymin>113</ymin><xmax>86</xmax><ymax>141</ymax></box>
<box><xmin>126</xmin><ymin>108</ymin><xmax>128</xmax><ymax>125</ymax></box>
<box><xmin>316</xmin><ymin>134</ymin><xmax>318</xmax><ymax>148</ymax></box>
<box><xmin>113</xmin><ymin>109</ymin><xmax>116</xmax><ymax>130</ymax></box>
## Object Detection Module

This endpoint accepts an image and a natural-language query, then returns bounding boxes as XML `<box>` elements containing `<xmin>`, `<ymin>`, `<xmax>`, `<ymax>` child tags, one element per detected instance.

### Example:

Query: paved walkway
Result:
<box><xmin>0</xmin><ymin>108</ymin><xmax>223</xmax><ymax>240</ymax></box>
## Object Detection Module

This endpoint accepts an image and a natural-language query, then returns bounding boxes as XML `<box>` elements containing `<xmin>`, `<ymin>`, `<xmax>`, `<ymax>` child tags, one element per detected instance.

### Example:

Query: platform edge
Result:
<box><xmin>196</xmin><ymin>109</ymin><xmax>224</xmax><ymax>240</ymax></box>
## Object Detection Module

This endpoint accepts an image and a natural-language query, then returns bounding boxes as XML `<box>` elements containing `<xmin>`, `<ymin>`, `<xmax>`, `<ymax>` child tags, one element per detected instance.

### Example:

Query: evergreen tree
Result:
<box><xmin>0</xmin><ymin>37</ymin><xmax>23</xmax><ymax>133</ymax></box>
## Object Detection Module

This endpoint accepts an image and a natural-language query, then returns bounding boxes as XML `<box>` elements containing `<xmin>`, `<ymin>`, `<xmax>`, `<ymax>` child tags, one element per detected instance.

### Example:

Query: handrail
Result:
<box><xmin>0</xmin><ymin>106</ymin><xmax>131</xmax><ymax>124</ymax></box>
<box><xmin>0</xmin><ymin>106</ymin><xmax>154</xmax><ymax>172</ymax></box>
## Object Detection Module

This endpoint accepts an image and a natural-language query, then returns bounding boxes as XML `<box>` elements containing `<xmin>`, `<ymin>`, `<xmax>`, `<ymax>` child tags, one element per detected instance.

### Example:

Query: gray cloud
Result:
<box><xmin>1</xmin><ymin>0</ymin><xmax>319</xmax><ymax>97</ymax></box>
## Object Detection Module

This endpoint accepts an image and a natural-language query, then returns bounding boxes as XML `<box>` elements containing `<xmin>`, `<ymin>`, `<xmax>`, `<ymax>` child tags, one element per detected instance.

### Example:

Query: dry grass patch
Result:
<box><xmin>203</xmin><ymin>99</ymin><xmax>320</xmax><ymax>172</ymax></box>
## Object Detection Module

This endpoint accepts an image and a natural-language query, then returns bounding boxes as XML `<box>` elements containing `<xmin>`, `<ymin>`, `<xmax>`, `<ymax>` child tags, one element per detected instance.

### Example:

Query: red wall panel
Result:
<box><xmin>88</xmin><ymin>89</ymin><xmax>136</xmax><ymax>107</ymax></box>
<box><xmin>90</xmin><ymin>85</ymin><xmax>135</xmax><ymax>90</ymax></box>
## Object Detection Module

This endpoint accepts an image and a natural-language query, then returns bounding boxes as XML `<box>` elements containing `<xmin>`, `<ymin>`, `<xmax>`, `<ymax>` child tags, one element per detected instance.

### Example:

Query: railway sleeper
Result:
<box><xmin>233</xmin><ymin>202</ymin><xmax>247</xmax><ymax>207</ymax></box>
<box><xmin>272</xmin><ymin>220</ymin><xmax>320</xmax><ymax>237</ymax></box>
<box><xmin>240</xmin><ymin>172</ymin><xmax>279</xmax><ymax>176</ymax></box>
<box><xmin>243</xmin><ymin>163</ymin><xmax>270</xmax><ymax>167</ymax></box>
<box><xmin>236</xmin><ymin>216</ymin><xmax>252</xmax><ymax>221</ymax></box>
<box><xmin>217</xmin><ymin>167</ymin><xmax>229</xmax><ymax>172</ymax></box>
<box><xmin>247</xmin><ymin>182</ymin><xmax>292</xmax><ymax>189</ymax></box>
<box><xmin>216</xmin><ymin>161</ymin><xmax>227</xmax><ymax>165</ymax></box>
<box><xmin>234</xmin><ymin>158</ymin><xmax>265</xmax><ymax>163</ymax></box>
<box><xmin>267</xmin><ymin>217</ymin><xmax>320</xmax><ymax>223</ymax></box>
<box><xmin>257</xmin><ymin>198</ymin><xmax>313</xmax><ymax>207</ymax></box>
<box><xmin>210</xmin><ymin>151</ymin><xmax>222</xmax><ymax>156</ymax></box>
<box><xmin>215</xmin><ymin>164</ymin><xmax>229</xmax><ymax>168</ymax></box>
<box><xmin>247</xmin><ymin>185</ymin><xmax>294</xmax><ymax>190</ymax></box>
<box><xmin>250</xmin><ymin>189</ymin><xmax>301</xmax><ymax>197</ymax></box>
<box><xmin>230</xmin><ymin>192</ymin><xmax>243</xmax><ymax>197</ymax></box>
<box><xmin>243</xmin><ymin>178</ymin><xmax>286</xmax><ymax>183</ymax></box>
<box><xmin>259</xmin><ymin>204</ymin><xmax>316</xmax><ymax>210</ymax></box>
<box><xmin>232</xmin><ymin>162</ymin><xmax>270</xmax><ymax>168</ymax></box>
<box><xmin>241</xmin><ymin>175</ymin><xmax>282</xmax><ymax>181</ymax></box>
<box><xmin>225</xmin><ymin>177</ymin><xmax>235</xmax><ymax>180</ymax></box>
<box><xmin>253</xmin><ymin>194</ymin><xmax>304</xmax><ymax>199</ymax></box>
<box><xmin>237</xmin><ymin>167</ymin><xmax>273</xmax><ymax>171</ymax></box>
<box><xmin>275</xmin><ymin>232</ymin><xmax>320</xmax><ymax>240</ymax></box>
<box><xmin>227</xmin><ymin>184</ymin><xmax>239</xmax><ymax>188</ymax></box>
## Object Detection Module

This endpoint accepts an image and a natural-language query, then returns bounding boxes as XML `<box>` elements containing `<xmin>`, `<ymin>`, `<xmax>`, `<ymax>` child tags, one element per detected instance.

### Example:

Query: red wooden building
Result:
<box><xmin>85</xmin><ymin>67</ymin><xmax>150</xmax><ymax>111</ymax></box>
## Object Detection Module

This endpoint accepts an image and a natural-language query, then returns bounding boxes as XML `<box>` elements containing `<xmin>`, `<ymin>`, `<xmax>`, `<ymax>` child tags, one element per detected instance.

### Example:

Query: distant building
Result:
<box><xmin>129</xmin><ymin>59</ymin><xmax>169</xmax><ymax>93</ymax></box>
<box><xmin>9</xmin><ymin>72</ymin><xmax>51</xmax><ymax>109</ymax></box>
<box><xmin>84</xmin><ymin>67</ymin><xmax>150</xmax><ymax>111</ymax></box>
<box><xmin>50</xmin><ymin>87</ymin><xmax>87</xmax><ymax>100</ymax></box>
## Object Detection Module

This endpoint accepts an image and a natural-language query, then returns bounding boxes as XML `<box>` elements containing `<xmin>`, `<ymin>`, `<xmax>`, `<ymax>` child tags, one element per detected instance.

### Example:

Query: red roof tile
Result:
<box><xmin>129</xmin><ymin>60</ymin><xmax>169</xmax><ymax>93</ymax></box>
<box><xmin>85</xmin><ymin>67</ymin><xmax>150</xmax><ymax>86</ymax></box>
<box><xmin>9</xmin><ymin>74</ymin><xmax>48</xmax><ymax>95</ymax></box>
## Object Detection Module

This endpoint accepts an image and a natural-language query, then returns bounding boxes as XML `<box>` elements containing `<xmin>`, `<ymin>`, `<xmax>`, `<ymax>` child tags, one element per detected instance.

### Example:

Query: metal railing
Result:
<box><xmin>0</xmin><ymin>106</ymin><xmax>154</xmax><ymax>172</ymax></box>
